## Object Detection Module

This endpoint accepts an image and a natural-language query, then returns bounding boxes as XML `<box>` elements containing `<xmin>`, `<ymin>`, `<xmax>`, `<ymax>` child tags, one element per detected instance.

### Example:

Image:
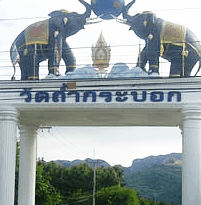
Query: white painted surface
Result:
<box><xmin>0</xmin><ymin>106</ymin><xmax>18</xmax><ymax>205</ymax></box>
<box><xmin>18</xmin><ymin>125</ymin><xmax>38</xmax><ymax>205</ymax></box>
<box><xmin>1</xmin><ymin>78</ymin><xmax>201</xmax><ymax>204</ymax></box>
<box><xmin>1</xmin><ymin>78</ymin><xmax>186</xmax><ymax>126</ymax></box>
<box><xmin>182</xmin><ymin>107</ymin><xmax>201</xmax><ymax>205</ymax></box>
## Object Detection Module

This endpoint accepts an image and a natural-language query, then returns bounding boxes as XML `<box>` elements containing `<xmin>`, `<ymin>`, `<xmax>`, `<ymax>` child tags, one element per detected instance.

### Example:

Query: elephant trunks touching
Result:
<box><xmin>25</xmin><ymin>20</ymin><xmax>49</xmax><ymax>45</ymax></box>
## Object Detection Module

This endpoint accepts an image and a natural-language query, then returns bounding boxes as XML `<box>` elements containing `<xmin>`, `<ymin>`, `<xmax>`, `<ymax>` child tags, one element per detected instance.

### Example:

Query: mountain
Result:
<box><xmin>54</xmin><ymin>153</ymin><xmax>182</xmax><ymax>204</ymax></box>
<box><xmin>55</xmin><ymin>158</ymin><xmax>110</xmax><ymax>169</ymax></box>
<box><xmin>124</xmin><ymin>164</ymin><xmax>182</xmax><ymax>204</ymax></box>
<box><xmin>124</xmin><ymin>153</ymin><xmax>182</xmax><ymax>204</ymax></box>
<box><xmin>124</xmin><ymin>153</ymin><xmax>181</xmax><ymax>174</ymax></box>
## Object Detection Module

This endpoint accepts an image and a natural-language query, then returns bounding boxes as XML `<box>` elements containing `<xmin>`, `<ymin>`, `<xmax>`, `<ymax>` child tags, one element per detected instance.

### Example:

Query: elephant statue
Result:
<box><xmin>120</xmin><ymin>0</ymin><xmax>201</xmax><ymax>77</ymax></box>
<box><xmin>10</xmin><ymin>0</ymin><xmax>92</xmax><ymax>80</ymax></box>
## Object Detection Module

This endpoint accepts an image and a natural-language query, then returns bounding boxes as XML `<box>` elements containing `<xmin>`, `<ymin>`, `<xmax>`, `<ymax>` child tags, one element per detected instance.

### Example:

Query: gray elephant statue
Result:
<box><xmin>120</xmin><ymin>0</ymin><xmax>201</xmax><ymax>77</ymax></box>
<box><xmin>10</xmin><ymin>0</ymin><xmax>92</xmax><ymax>80</ymax></box>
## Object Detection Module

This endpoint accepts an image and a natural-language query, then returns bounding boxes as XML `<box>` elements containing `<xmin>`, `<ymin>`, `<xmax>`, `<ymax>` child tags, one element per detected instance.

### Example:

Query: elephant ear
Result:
<box><xmin>49</xmin><ymin>10</ymin><xmax>68</xmax><ymax>28</ymax></box>
<box><xmin>143</xmin><ymin>11</ymin><xmax>156</xmax><ymax>26</ymax></box>
<box><xmin>49</xmin><ymin>10</ymin><xmax>64</xmax><ymax>18</ymax></box>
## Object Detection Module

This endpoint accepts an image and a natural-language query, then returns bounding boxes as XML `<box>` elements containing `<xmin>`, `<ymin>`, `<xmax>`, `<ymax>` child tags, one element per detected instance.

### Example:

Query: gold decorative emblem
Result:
<box><xmin>92</xmin><ymin>32</ymin><xmax>111</xmax><ymax>70</ymax></box>
<box><xmin>95</xmin><ymin>48</ymin><xmax>107</xmax><ymax>60</ymax></box>
<box><xmin>113</xmin><ymin>2</ymin><xmax>120</xmax><ymax>10</ymax></box>
<box><xmin>148</xmin><ymin>34</ymin><xmax>153</xmax><ymax>40</ymax></box>
<box><xmin>143</xmin><ymin>20</ymin><xmax>148</xmax><ymax>27</ymax></box>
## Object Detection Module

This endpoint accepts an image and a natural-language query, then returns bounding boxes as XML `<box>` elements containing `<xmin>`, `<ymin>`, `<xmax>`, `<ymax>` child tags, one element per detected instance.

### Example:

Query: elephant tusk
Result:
<box><xmin>85</xmin><ymin>14</ymin><xmax>104</xmax><ymax>25</ymax></box>
<box><xmin>85</xmin><ymin>19</ymin><xmax>103</xmax><ymax>25</ymax></box>
<box><xmin>110</xmin><ymin>14</ymin><xmax>128</xmax><ymax>25</ymax></box>
<box><xmin>63</xmin><ymin>17</ymin><xmax>68</xmax><ymax>26</ymax></box>
<box><xmin>86</xmin><ymin>14</ymin><xmax>104</xmax><ymax>21</ymax></box>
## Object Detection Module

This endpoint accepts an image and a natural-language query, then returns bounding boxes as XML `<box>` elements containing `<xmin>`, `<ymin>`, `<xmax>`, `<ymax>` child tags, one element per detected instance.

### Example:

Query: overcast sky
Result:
<box><xmin>37</xmin><ymin>126</ymin><xmax>181</xmax><ymax>167</ymax></box>
<box><xmin>1</xmin><ymin>0</ymin><xmax>200</xmax><ymax>166</ymax></box>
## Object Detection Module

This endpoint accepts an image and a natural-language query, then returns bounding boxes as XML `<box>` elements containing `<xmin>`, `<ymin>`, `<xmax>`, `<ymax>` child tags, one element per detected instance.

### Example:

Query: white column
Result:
<box><xmin>18</xmin><ymin>125</ymin><xmax>38</xmax><ymax>205</ymax></box>
<box><xmin>181</xmin><ymin>107</ymin><xmax>201</xmax><ymax>205</ymax></box>
<box><xmin>0</xmin><ymin>106</ymin><xmax>19</xmax><ymax>205</ymax></box>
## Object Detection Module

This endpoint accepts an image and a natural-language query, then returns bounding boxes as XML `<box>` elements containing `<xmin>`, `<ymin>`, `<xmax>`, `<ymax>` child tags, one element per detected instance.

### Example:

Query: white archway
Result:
<box><xmin>0</xmin><ymin>77</ymin><xmax>201</xmax><ymax>205</ymax></box>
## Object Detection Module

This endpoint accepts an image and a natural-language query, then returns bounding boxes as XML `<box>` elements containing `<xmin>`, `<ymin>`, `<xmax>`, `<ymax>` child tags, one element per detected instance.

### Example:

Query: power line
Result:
<box><xmin>0</xmin><ymin>7</ymin><xmax>201</xmax><ymax>22</ymax></box>
<box><xmin>0</xmin><ymin>16</ymin><xmax>47</xmax><ymax>21</ymax></box>
<box><xmin>2</xmin><ymin>40</ymin><xmax>201</xmax><ymax>54</ymax></box>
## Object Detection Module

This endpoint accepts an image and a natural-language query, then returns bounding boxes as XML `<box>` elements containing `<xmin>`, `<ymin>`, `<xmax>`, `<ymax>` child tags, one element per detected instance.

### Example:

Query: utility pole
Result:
<box><xmin>38</xmin><ymin>127</ymin><xmax>52</xmax><ymax>161</ymax></box>
<box><xmin>93</xmin><ymin>150</ymin><xmax>96</xmax><ymax>205</ymax></box>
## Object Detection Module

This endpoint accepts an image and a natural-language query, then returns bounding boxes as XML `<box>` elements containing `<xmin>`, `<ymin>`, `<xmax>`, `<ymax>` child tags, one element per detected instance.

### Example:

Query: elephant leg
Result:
<box><xmin>168</xmin><ymin>46</ymin><xmax>183</xmax><ymax>77</ymax></box>
<box><xmin>147</xmin><ymin>41</ymin><xmax>160</xmax><ymax>75</ymax></box>
<box><xmin>136</xmin><ymin>46</ymin><xmax>148</xmax><ymax>72</ymax></box>
<box><xmin>19</xmin><ymin>61</ymin><xmax>29</xmax><ymax>80</ymax></box>
<box><xmin>169</xmin><ymin>48</ymin><xmax>198</xmax><ymax>77</ymax></box>
<box><xmin>48</xmin><ymin>60</ymin><xmax>60</xmax><ymax>75</ymax></box>
<box><xmin>169</xmin><ymin>59</ymin><xmax>182</xmax><ymax>77</ymax></box>
<box><xmin>62</xmin><ymin>41</ymin><xmax>76</xmax><ymax>75</ymax></box>
<box><xmin>184</xmin><ymin>49</ymin><xmax>199</xmax><ymax>77</ymax></box>
<box><xmin>19</xmin><ymin>46</ymin><xmax>39</xmax><ymax>80</ymax></box>
<box><xmin>148</xmin><ymin>59</ymin><xmax>159</xmax><ymax>74</ymax></box>
<box><xmin>48</xmin><ymin>34</ymin><xmax>62</xmax><ymax>76</ymax></box>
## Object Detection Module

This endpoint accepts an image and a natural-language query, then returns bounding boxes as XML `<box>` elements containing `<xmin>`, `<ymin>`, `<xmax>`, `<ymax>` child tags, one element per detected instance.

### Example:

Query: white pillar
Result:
<box><xmin>181</xmin><ymin>107</ymin><xmax>201</xmax><ymax>205</ymax></box>
<box><xmin>0</xmin><ymin>106</ymin><xmax>19</xmax><ymax>205</ymax></box>
<box><xmin>18</xmin><ymin>125</ymin><xmax>38</xmax><ymax>205</ymax></box>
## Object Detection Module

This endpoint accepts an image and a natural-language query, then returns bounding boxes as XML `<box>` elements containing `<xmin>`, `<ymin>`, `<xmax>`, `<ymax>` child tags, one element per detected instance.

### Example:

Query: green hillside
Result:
<box><xmin>124</xmin><ymin>164</ymin><xmax>182</xmax><ymax>204</ymax></box>
<box><xmin>15</xmin><ymin>143</ymin><xmax>177</xmax><ymax>204</ymax></box>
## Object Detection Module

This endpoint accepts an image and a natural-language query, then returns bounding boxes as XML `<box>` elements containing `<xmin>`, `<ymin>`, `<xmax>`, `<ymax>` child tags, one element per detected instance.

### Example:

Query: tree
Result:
<box><xmin>14</xmin><ymin>151</ymin><xmax>173</xmax><ymax>205</ymax></box>
<box><xmin>96</xmin><ymin>186</ymin><xmax>140</xmax><ymax>205</ymax></box>
<box><xmin>96</xmin><ymin>166</ymin><xmax>122</xmax><ymax>190</ymax></box>
<box><xmin>35</xmin><ymin>160</ymin><xmax>61</xmax><ymax>205</ymax></box>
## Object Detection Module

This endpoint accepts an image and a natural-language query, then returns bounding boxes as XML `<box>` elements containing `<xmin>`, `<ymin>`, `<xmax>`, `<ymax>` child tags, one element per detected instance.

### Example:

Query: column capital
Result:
<box><xmin>181</xmin><ymin>106</ymin><xmax>201</xmax><ymax>121</ymax></box>
<box><xmin>20</xmin><ymin>124</ymin><xmax>39</xmax><ymax>133</ymax></box>
<box><xmin>0</xmin><ymin>106</ymin><xmax>19</xmax><ymax>122</ymax></box>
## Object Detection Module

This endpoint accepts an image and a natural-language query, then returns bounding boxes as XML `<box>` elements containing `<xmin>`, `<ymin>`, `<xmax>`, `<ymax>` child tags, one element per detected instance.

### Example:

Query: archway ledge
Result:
<box><xmin>1</xmin><ymin>77</ymin><xmax>201</xmax><ymax>127</ymax></box>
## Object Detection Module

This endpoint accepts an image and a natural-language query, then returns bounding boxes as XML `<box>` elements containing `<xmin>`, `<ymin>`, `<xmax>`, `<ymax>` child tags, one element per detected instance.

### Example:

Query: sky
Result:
<box><xmin>37</xmin><ymin>126</ymin><xmax>182</xmax><ymax>167</ymax></box>
<box><xmin>1</xmin><ymin>0</ymin><xmax>201</xmax><ymax>166</ymax></box>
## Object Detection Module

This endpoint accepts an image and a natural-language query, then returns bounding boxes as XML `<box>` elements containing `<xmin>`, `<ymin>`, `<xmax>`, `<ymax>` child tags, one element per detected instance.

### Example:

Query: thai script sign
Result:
<box><xmin>20</xmin><ymin>83</ymin><xmax>181</xmax><ymax>103</ymax></box>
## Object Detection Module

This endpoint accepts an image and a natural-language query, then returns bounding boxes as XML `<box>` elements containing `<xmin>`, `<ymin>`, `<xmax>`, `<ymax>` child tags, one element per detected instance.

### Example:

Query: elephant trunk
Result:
<box><xmin>122</xmin><ymin>0</ymin><xmax>136</xmax><ymax>24</ymax></box>
<box><xmin>79</xmin><ymin>0</ymin><xmax>92</xmax><ymax>19</ymax></box>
